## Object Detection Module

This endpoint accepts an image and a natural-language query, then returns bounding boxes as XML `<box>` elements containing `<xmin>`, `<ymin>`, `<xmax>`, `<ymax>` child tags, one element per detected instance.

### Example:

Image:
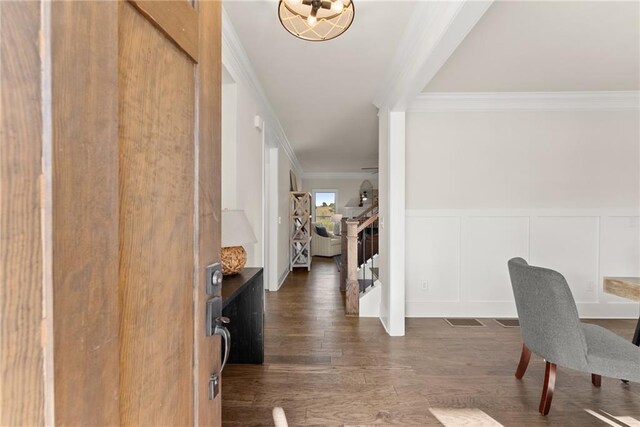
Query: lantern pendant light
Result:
<box><xmin>278</xmin><ymin>0</ymin><xmax>355</xmax><ymax>42</ymax></box>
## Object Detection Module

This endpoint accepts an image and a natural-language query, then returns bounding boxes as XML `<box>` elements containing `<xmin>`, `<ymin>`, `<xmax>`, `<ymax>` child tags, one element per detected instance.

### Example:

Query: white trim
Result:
<box><xmin>379</xmin><ymin>317</ymin><xmax>391</xmax><ymax>335</ymax></box>
<box><xmin>266</xmin><ymin>147</ymin><xmax>279</xmax><ymax>292</ymax></box>
<box><xmin>222</xmin><ymin>8</ymin><xmax>303</xmax><ymax>176</ymax></box>
<box><xmin>407</xmin><ymin>208</ymin><xmax>640</xmax><ymax>218</ymax></box>
<box><xmin>302</xmin><ymin>172</ymin><xmax>375</xmax><ymax>180</ymax></box>
<box><xmin>276</xmin><ymin>268</ymin><xmax>289</xmax><ymax>292</ymax></box>
<box><xmin>406</xmin><ymin>301</ymin><xmax>640</xmax><ymax>319</ymax></box>
<box><xmin>408</xmin><ymin>91</ymin><xmax>640</xmax><ymax>112</ymax></box>
<box><xmin>374</xmin><ymin>1</ymin><xmax>493</xmax><ymax>111</ymax></box>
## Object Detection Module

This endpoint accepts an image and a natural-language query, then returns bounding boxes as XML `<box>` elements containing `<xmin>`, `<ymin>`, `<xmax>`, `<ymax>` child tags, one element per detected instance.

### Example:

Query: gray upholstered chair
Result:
<box><xmin>508</xmin><ymin>257</ymin><xmax>640</xmax><ymax>415</ymax></box>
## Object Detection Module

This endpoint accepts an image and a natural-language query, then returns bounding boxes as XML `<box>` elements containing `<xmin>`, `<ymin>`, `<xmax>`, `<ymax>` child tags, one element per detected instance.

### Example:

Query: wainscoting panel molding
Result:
<box><xmin>461</xmin><ymin>216</ymin><xmax>529</xmax><ymax>303</ymax></box>
<box><xmin>600</xmin><ymin>216</ymin><xmax>640</xmax><ymax>303</ymax></box>
<box><xmin>530</xmin><ymin>216</ymin><xmax>600</xmax><ymax>303</ymax></box>
<box><xmin>406</xmin><ymin>216</ymin><xmax>461</xmax><ymax>303</ymax></box>
<box><xmin>405</xmin><ymin>209</ymin><xmax>640</xmax><ymax>318</ymax></box>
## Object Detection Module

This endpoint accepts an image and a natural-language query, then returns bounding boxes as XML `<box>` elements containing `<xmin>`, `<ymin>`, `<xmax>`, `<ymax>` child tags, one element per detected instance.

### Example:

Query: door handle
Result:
<box><xmin>204</xmin><ymin>263</ymin><xmax>228</xmax><ymax>400</ymax></box>
<box><xmin>215</xmin><ymin>317</ymin><xmax>231</xmax><ymax>374</ymax></box>
<box><xmin>206</xmin><ymin>297</ymin><xmax>230</xmax><ymax>401</ymax></box>
<box><xmin>209</xmin><ymin>317</ymin><xmax>230</xmax><ymax>400</ymax></box>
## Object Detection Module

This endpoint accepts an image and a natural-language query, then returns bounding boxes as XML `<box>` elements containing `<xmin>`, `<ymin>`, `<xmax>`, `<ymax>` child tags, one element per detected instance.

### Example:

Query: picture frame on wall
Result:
<box><xmin>290</xmin><ymin>170</ymin><xmax>298</xmax><ymax>191</ymax></box>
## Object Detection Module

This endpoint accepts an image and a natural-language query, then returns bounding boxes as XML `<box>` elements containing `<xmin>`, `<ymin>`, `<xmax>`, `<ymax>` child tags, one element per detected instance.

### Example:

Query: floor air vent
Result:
<box><xmin>495</xmin><ymin>319</ymin><xmax>520</xmax><ymax>327</ymax></box>
<box><xmin>445</xmin><ymin>318</ymin><xmax>484</xmax><ymax>327</ymax></box>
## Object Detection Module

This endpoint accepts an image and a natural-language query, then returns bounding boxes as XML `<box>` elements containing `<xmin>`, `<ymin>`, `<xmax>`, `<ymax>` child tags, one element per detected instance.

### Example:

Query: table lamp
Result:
<box><xmin>221</xmin><ymin>209</ymin><xmax>257</xmax><ymax>275</ymax></box>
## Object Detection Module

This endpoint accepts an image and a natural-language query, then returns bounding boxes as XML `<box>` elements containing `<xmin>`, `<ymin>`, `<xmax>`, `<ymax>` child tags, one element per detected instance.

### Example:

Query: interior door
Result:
<box><xmin>117</xmin><ymin>1</ymin><xmax>222</xmax><ymax>425</ymax></box>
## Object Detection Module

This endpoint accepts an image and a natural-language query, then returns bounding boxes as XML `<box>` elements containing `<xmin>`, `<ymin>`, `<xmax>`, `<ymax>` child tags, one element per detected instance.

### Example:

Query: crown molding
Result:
<box><xmin>302</xmin><ymin>172</ymin><xmax>376</xmax><ymax>181</ymax></box>
<box><xmin>408</xmin><ymin>91</ymin><xmax>640</xmax><ymax>112</ymax></box>
<box><xmin>373</xmin><ymin>1</ymin><xmax>493</xmax><ymax>111</ymax></box>
<box><xmin>221</xmin><ymin>8</ymin><xmax>303</xmax><ymax>175</ymax></box>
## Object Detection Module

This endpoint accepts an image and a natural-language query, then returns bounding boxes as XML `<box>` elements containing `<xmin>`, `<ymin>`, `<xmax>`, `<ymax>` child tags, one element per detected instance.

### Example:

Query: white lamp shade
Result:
<box><xmin>330</xmin><ymin>214</ymin><xmax>343</xmax><ymax>222</ymax></box>
<box><xmin>222</xmin><ymin>209</ymin><xmax>257</xmax><ymax>247</ymax></box>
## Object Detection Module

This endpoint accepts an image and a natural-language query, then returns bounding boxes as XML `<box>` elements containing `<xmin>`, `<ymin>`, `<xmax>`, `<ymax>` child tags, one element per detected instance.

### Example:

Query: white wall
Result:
<box><xmin>405</xmin><ymin>110</ymin><xmax>640</xmax><ymax>318</ymax></box>
<box><xmin>221</xmin><ymin>80</ymin><xmax>301</xmax><ymax>288</ymax></box>
<box><xmin>221</xmin><ymin>78</ymin><xmax>263</xmax><ymax>267</ymax></box>
<box><xmin>222</xmin><ymin>80</ymin><xmax>237</xmax><ymax>210</ymax></box>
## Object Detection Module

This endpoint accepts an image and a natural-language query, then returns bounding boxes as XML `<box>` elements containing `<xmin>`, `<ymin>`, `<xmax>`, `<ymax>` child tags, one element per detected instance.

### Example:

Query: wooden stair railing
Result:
<box><xmin>355</xmin><ymin>203</ymin><xmax>378</xmax><ymax>221</ymax></box>
<box><xmin>345</xmin><ymin>220</ymin><xmax>359</xmax><ymax>316</ymax></box>
<box><xmin>340</xmin><ymin>202</ymin><xmax>378</xmax><ymax>292</ymax></box>
<box><xmin>341</xmin><ymin>205</ymin><xmax>379</xmax><ymax>316</ymax></box>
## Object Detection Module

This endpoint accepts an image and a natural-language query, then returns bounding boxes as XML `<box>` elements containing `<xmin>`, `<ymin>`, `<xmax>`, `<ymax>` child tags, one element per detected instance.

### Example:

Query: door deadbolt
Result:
<box><xmin>205</xmin><ymin>263</ymin><xmax>222</xmax><ymax>296</ymax></box>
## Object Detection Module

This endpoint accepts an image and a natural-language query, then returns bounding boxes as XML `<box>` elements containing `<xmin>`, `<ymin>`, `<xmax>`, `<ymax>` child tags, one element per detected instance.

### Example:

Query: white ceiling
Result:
<box><xmin>224</xmin><ymin>0</ymin><xmax>417</xmax><ymax>173</ymax></box>
<box><xmin>425</xmin><ymin>1</ymin><xmax>640</xmax><ymax>92</ymax></box>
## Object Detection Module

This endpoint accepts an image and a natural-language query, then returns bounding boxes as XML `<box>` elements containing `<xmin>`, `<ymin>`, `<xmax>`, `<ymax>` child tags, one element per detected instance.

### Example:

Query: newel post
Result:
<box><xmin>346</xmin><ymin>220</ymin><xmax>359</xmax><ymax>316</ymax></box>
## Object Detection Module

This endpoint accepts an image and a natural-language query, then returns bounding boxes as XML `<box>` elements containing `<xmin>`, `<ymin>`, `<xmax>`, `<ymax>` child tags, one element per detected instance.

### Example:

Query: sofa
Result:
<box><xmin>311</xmin><ymin>223</ymin><xmax>342</xmax><ymax>257</ymax></box>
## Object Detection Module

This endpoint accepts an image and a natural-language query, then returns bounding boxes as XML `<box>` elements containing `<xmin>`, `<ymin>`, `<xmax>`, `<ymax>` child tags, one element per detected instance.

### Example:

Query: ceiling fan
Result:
<box><xmin>361</xmin><ymin>166</ymin><xmax>378</xmax><ymax>175</ymax></box>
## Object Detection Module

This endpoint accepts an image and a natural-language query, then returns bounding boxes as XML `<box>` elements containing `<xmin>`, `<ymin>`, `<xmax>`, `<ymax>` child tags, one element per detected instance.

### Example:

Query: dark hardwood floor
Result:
<box><xmin>222</xmin><ymin>257</ymin><xmax>640</xmax><ymax>426</ymax></box>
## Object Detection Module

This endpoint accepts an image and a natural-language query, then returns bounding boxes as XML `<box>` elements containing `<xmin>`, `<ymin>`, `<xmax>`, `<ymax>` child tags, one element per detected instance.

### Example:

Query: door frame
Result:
<box><xmin>264</xmin><ymin>138</ymin><xmax>280</xmax><ymax>292</ymax></box>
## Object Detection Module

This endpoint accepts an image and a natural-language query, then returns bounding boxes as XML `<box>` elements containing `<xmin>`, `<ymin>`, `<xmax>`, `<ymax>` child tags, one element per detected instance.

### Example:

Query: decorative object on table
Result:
<box><xmin>278</xmin><ymin>0</ymin><xmax>355</xmax><ymax>42</ymax></box>
<box><xmin>221</xmin><ymin>209</ymin><xmax>257</xmax><ymax>275</ymax></box>
<box><xmin>508</xmin><ymin>258</ymin><xmax>640</xmax><ymax>416</ymax></box>
<box><xmin>289</xmin><ymin>169</ymin><xmax>298</xmax><ymax>191</ymax></box>
<box><xmin>290</xmin><ymin>192</ymin><xmax>312</xmax><ymax>271</ymax></box>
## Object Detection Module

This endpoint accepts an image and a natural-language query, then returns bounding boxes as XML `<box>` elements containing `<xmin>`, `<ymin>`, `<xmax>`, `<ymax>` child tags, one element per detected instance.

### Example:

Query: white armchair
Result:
<box><xmin>311</xmin><ymin>223</ymin><xmax>342</xmax><ymax>257</ymax></box>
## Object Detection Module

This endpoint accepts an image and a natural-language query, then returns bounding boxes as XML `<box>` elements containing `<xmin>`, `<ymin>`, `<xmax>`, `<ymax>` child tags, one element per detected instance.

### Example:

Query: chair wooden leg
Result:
<box><xmin>515</xmin><ymin>344</ymin><xmax>531</xmax><ymax>379</ymax></box>
<box><xmin>539</xmin><ymin>362</ymin><xmax>556</xmax><ymax>416</ymax></box>
<box><xmin>591</xmin><ymin>374</ymin><xmax>601</xmax><ymax>387</ymax></box>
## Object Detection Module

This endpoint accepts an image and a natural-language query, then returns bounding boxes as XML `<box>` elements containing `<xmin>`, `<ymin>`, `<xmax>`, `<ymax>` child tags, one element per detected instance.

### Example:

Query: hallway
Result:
<box><xmin>222</xmin><ymin>257</ymin><xmax>640</xmax><ymax>426</ymax></box>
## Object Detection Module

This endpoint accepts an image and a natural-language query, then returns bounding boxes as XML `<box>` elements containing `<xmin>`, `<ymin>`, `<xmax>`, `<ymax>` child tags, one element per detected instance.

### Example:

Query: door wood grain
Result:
<box><xmin>0</xmin><ymin>2</ymin><xmax>46</xmax><ymax>425</ymax></box>
<box><xmin>50</xmin><ymin>2</ymin><xmax>121</xmax><ymax>424</ymax></box>
<box><xmin>118</xmin><ymin>1</ymin><xmax>195</xmax><ymax>424</ymax></box>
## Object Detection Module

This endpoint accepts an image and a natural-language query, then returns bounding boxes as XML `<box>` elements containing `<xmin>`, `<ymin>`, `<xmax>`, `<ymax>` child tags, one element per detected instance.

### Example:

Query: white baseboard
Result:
<box><xmin>406</xmin><ymin>301</ymin><xmax>640</xmax><ymax>319</ymax></box>
<box><xmin>275</xmin><ymin>269</ymin><xmax>289</xmax><ymax>291</ymax></box>
<box><xmin>380</xmin><ymin>316</ymin><xmax>391</xmax><ymax>335</ymax></box>
<box><xmin>266</xmin><ymin>268</ymin><xmax>289</xmax><ymax>292</ymax></box>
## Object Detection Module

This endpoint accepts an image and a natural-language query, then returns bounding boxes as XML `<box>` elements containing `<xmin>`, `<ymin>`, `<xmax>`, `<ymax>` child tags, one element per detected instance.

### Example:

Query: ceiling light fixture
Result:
<box><xmin>278</xmin><ymin>0</ymin><xmax>355</xmax><ymax>42</ymax></box>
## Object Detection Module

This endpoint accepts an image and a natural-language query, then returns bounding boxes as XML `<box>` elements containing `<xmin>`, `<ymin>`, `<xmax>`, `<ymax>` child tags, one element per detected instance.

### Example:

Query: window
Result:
<box><xmin>313</xmin><ymin>191</ymin><xmax>337</xmax><ymax>232</ymax></box>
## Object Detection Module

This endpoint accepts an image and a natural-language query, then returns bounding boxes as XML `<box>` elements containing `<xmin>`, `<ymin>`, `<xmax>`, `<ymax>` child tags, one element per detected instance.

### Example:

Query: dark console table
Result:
<box><xmin>222</xmin><ymin>268</ymin><xmax>264</xmax><ymax>364</ymax></box>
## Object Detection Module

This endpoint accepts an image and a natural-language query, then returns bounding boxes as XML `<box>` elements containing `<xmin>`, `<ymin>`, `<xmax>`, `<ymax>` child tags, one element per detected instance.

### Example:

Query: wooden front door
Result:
<box><xmin>1</xmin><ymin>1</ymin><xmax>222</xmax><ymax>425</ymax></box>
<box><xmin>118</xmin><ymin>1</ymin><xmax>221</xmax><ymax>425</ymax></box>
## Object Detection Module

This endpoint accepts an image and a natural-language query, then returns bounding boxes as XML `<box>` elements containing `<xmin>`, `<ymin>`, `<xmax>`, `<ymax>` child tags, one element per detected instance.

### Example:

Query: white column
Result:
<box><xmin>378</xmin><ymin>109</ymin><xmax>406</xmax><ymax>336</ymax></box>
